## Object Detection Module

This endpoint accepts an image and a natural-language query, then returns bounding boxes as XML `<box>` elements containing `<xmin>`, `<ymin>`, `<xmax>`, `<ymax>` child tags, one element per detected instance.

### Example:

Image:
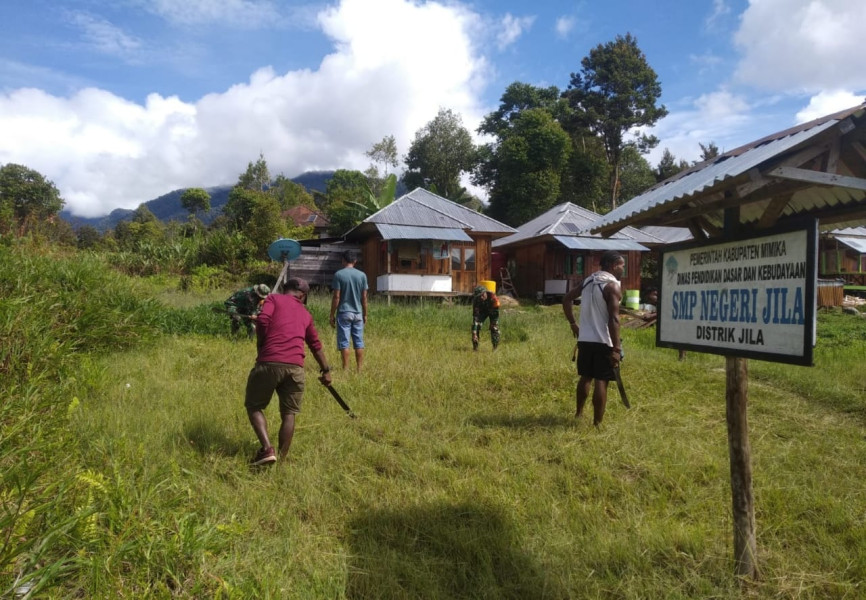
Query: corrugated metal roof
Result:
<box><xmin>834</xmin><ymin>236</ymin><xmax>866</xmax><ymax>253</ymax></box>
<box><xmin>375</xmin><ymin>224</ymin><xmax>473</xmax><ymax>242</ymax></box>
<box><xmin>553</xmin><ymin>236</ymin><xmax>649</xmax><ymax>251</ymax></box>
<box><xmin>828</xmin><ymin>226</ymin><xmax>866</xmax><ymax>237</ymax></box>
<box><xmin>493</xmin><ymin>202</ymin><xmax>660</xmax><ymax>249</ymax></box>
<box><xmin>592</xmin><ymin>102</ymin><xmax>866</xmax><ymax>235</ymax></box>
<box><xmin>365</xmin><ymin>188</ymin><xmax>515</xmax><ymax>235</ymax></box>
<box><xmin>639</xmin><ymin>225</ymin><xmax>693</xmax><ymax>244</ymax></box>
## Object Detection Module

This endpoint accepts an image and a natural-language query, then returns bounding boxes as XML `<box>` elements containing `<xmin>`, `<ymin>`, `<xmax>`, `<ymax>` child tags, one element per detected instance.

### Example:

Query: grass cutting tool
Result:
<box><xmin>613</xmin><ymin>366</ymin><xmax>630</xmax><ymax>409</ymax></box>
<box><xmin>326</xmin><ymin>384</ymin><xmax>357</xmax><ymax>418</ymax></box>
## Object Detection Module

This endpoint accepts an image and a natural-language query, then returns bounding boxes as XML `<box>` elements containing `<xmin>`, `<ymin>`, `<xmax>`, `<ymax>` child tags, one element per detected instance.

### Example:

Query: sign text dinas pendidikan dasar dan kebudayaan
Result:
<box><xmin>657</xmin><ymin>220</ymin><xmax>818</xmax><ymax>366</ymax></box>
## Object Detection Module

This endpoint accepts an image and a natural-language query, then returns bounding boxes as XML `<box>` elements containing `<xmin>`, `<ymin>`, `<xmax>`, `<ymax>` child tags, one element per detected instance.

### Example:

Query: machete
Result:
<box><xmin>613</xmin><ymin>366</ymin><xmax>630</xmax><ymax>409</ymax></box>
<box><xmin>326</xmin><ymin>384</ymin><xmax>357</xmax><ymax>418</ymax></box>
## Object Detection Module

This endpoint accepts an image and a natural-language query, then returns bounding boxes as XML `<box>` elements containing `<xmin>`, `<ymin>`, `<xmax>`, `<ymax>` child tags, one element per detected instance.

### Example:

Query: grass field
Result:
<box><xmin>3</xmin><ymin>249</ymin><xmax>866</xmax><ymax>598</ymax></box>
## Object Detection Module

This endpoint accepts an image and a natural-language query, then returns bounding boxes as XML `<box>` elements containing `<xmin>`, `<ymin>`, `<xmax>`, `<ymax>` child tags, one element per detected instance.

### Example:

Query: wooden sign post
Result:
<box><xmin>657</xmin><ymin>220</ymin><xmax>818</xmax><ymax>578</ymax></box>
<box><xmin>726</xmin><ymin>355</ymin><xmax>757</xmax><ymax>577</ymax></box>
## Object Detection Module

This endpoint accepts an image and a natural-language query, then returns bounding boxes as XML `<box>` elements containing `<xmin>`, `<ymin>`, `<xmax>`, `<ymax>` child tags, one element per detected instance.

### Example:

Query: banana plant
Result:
<box><xmin>345</xmin><ymin>173</ymin><xmax>397</xmax><ymax>219</ymax></box>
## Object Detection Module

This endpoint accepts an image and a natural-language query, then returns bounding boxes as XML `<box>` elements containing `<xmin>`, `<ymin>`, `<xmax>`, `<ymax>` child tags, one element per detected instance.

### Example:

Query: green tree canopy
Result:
<box><xmin>698</xmin><ymin>141</ymin><xmax>720</xmax><ymax>163</ymax></box>
<box><xmin>271</xmin><ymin>175</ymin><xmax>315</xmax><ymax>211</ymax></box>
<box><xmin>180</xmin><ymin>188</ymin><xmax>211</xmax><ymax>217</ymax></box>
<box><xmin>483</xmin><ymin>108</ymin><xmax>572</xmax><ymax>226</ymax></box>
<box><xmin>223</xmin><ymin>187</ymin><xmax>262</xmax><ymax>231</ymax></box>
<box><xmin>618</xmin><ymin>145</ymin><xmax>657</xmax><ymax>203</ymax></box>
<box><xmin>244</xmin><ymin>194</ymin><xmax>287</xmax><ymax>258</ymax></box>
<box><xmin>365</xmin><ymin>135</ymin><xmax>399</xmax><ymax>177</ymax></box>
<box><xmin>237</xmin><ymin>153</ymin><xmax>271</xmax><ymax>191</ymax></box>
<box><xmin>76</xmin><ymin>225</ymin><xmax>103</xmax><ymax>250</ymax></box>
<box><xmin>655</xmin><ymin>148</ymin><xmax>690</xmax><ymax>182</ymax></box>
<box><xmin>563</xmin><ymin>33</ymin><xmax>668</xmax><ymax>210</ymax></box>
<box><xmin>478</xmin><ymin>82</ymin><xmax>567</xmax><ymax>138</ymax></box>
<box><xmin>402</xmin><ymin>108</ymin><xmax>477</xmax><ymax>201</ymax></box>
<box><xmin>0</xmin><ymin>163</ymin><xmax>65</xmax><ymax>236</ymax></box>
<box><xmin>321</xmin><ymin>169</ymin><xmax>371</xmax><ymax>236</ymax></box>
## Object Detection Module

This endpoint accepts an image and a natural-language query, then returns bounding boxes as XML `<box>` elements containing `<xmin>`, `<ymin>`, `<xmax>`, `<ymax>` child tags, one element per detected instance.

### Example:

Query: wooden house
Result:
<box><xmin>819</xmin><ymin>226</ymin><xmax>866</xmax><ymax>291</ymax></box>
<box><xmin>344</xmin><ymin>188</ymin><xmax>516</xmax><ymax>297</ymax></box>
<box><xmin>492</xmin><ymin>202</ymin><xmax>660</xmax><ymax>300</ymax></box>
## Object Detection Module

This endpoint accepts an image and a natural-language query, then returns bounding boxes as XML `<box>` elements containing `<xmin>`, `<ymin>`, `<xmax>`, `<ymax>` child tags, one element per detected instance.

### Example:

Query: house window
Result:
<box><xmin>464</xmin><ymin>248</ymin><xmax>475</xmax><ymax>271</ymax></box>
<box><xmin>451</xmin><ymin>247</ymin><xmax>462</xmax><ymax>270</ymax></box>
<box><xmin>396</xmin><ymin>241</ymin><xmax>423</xmax><ymax>271</ymax></box>
<box><xmin>565</xmin><ymin>255</ymin><xmax>584</xmax><ymax>275</ymax></box>
<box><xmin>451</xmin><ymin>246</ymin><xmax>475</xmax><ymax>271</ymax></box>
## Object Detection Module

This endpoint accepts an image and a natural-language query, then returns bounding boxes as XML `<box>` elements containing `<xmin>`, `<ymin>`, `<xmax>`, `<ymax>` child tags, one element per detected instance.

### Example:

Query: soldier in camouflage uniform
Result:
<box><xmin>472</xmin><ymin>285</ymin><xmax>501</xmax><ymax>351</ymax></box>
<box><xmin>225</xmin><ymin>284</ymin><xmax>270</xmax><ymax>338</ymax></box>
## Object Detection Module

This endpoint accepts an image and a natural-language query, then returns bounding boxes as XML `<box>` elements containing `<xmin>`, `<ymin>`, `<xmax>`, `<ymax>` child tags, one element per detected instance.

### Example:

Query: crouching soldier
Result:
<box><xmin>225</xmin><ymin>284</ymin><xmax>270</xmax><ymax>338</ymax></box>
<box><xmin>472</xmin><ymin>285</ymin><xmax>501</xmax><ymax>351</ymax></box>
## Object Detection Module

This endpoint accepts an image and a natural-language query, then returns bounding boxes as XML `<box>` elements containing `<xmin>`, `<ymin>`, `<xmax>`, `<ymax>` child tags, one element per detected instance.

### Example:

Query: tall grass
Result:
<box><xmin>3</xmin><ymin>245</ymin><xmax>866</xmax><ymax>598</ymax></box>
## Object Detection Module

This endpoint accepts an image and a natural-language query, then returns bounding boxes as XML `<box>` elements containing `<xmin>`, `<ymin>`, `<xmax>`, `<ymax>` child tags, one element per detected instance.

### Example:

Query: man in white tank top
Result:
<box><xmin>562</xmin><ymin>251</ymin><xmax>625</xmax><ymax>425</ymax></box>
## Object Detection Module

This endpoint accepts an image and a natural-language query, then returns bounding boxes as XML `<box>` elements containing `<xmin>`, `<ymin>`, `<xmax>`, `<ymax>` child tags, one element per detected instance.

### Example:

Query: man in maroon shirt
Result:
<box><xmin>245</xmin><ymin>277</ymin><xmax>332</xmax><ymax>465</ymax></box>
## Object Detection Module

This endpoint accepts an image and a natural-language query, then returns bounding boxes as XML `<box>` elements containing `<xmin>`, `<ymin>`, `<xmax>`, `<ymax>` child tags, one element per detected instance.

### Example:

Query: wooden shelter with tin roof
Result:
<box><xmin>345</xmin><ymin>188</ymin><xmax>515</xmax><ymax>297</ymax></box>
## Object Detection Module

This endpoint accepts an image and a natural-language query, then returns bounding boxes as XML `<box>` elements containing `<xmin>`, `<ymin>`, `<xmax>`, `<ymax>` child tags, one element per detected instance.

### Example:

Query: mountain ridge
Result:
<box><xmin>59</xmin><ymin>170</ymin><xmax>337</xmax><ymax>231</ymax></box>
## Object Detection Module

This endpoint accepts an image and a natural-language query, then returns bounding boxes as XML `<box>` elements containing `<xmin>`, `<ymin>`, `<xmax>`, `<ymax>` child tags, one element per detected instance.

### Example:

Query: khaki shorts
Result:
<box><xmin>245</xmin><ymin>362</ymin><xmax>305</xmax><ymax>415</ymax></box>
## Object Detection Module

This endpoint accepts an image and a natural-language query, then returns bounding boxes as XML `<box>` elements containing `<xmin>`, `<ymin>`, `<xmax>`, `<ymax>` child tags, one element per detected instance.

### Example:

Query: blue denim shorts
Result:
<box><xmin>336</xmin><ymin>312</ymin><xmax>364</xmax><ymax>350</ymax></box>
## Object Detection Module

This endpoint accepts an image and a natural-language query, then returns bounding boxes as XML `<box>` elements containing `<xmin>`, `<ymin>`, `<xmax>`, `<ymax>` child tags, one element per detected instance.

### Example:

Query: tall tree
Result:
<box><xmin>482</xmin><ymin>108</ymin><xmax>572</xmax><ymax>226</ymax></box>
<box><xmin>365</xmin><ymin>135</ymin><xmax>399</xmax><ymax>177</ymax></box>
<box><xmin>402</xmin><ymin>108</ymin><xmax>477</xmax><ymax>201</ymax></box>
<box><xmin>563</xmin><ymin>33</ymin><xmax>668</xmax><ymax>210</ymax></box>
<box><xmin>0</xmin><ymin>163</ymin><xmax>65</xmax><ymax>236</ymax></box>
<box><xmin>223</xmin><ymin>154</ymin><xmax>275</xmax><ymax>231</ymax></box>
<box><xmin>271</xmin><ymin>175</ymin><xmax>315</xmax><ymax>211</ymax></box>
<box><xmin>477</xmin><ymin>82</ymin><xmax>566</xmax><ymax>138</ymax></box>
<box><xmin>237</xmin><ymin>153</ymin><xmax>271</xmax><ymax>191</ymax></box>
<box><xmin>180</xmin><ymin>188</ymin><xmax>211</xmax><ymax>218</ymax></box>
<box><xmin>364</xmin><ymin>135</ymin><xmax>399</xmax><ymax>197</ymax></box>
<box><xmin>244</xmin><ymin>195</ymin><xmax>287</xmax><ymax>258</ymax></box>
<box><xmin>322</xmin><ymin>169</ymin><xmax>371</xmax><ymax>235</ymax></box>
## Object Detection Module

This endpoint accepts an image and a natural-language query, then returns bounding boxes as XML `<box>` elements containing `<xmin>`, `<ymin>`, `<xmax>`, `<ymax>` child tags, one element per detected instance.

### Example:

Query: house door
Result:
<box><xmin>451</xmin><ymin>246</ymin><xmax>476</xmax><ymax>293</ymax></box>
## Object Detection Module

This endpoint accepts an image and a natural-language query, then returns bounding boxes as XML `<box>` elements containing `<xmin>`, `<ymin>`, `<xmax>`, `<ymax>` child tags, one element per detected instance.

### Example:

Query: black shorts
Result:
<box><xmin>576</xmin><ymin>342</ymin><xmax>616</xmax><ymax>381</ymax></box>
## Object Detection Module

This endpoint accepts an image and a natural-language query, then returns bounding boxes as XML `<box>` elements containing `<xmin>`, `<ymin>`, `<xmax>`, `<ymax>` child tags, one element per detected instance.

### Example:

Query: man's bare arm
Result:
<box><xmin>329</xmin><ymin>289</ymin><xmax>340</xmax><ymax>327</ymax></box>
<box><xmin>562</xmin><ymin>286</ymin><xmax>581</xmax><ymax>338</ymax></box>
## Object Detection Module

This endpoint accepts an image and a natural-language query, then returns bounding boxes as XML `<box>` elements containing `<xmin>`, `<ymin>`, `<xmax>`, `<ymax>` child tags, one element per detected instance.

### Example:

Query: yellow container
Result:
<box><xmin>625</xmin><ymin>289</ymin><xmax>640</xmax><ymax>310</ymax></box>
<box><xmin>480</xmin><ymin>280</ymin><xmax>496</xmax><ymax>293</ymax></box>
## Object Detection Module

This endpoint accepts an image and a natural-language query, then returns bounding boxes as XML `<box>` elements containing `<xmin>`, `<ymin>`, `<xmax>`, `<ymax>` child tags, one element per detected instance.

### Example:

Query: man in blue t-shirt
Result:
<box><xmin>329</xmin><ymin>250</ymin><xmax>368</xmax><ymax>372</ymax></box>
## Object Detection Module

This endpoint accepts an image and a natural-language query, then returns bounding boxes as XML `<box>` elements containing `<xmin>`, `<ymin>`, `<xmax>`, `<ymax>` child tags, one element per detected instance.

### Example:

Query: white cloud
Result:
<box><xmin>143</xmin><ymin>0</ymin><xmax>286</xmax><ymax>28</ymax></box>
<box><xmin>704</xmin><ymin>0</ymin><xmax>731</xmax><ymax>30</ymax></box>
<box><xmin>496</xmin><ymin>13</ymin><xmax>534</xmax><ymax>51</ymax></box>
<box><xmin>554</xmin><ymin>16</ymin><xmax>574</xmax><ymax>39</ymax></box>
<box><xmin>646</xmin><ymin>90</ymin><xmax>752</xmax><ymax>166</ymax></box>
<box><xmin>689</xmin><ymin>52</ymin><xmax>723</xmax><ymax>76</ymax></box>
<box><xmin>795</xmin><ymin>90</ymin><xmax>865</xmax><ymax>123</ymax></box>
<box><xmin>69</xmin><ymin>12</ymin><xmax>142</xmax><ymax>60</ymax></box>
<box><xmin>734</xmin><ymin>0</ymin><xmax>866</xmax><ymax>93</ymax></box>
<box><xmin>0</xmin><ymin>0</ymin><xmax>491</xmax><ymax>217</ymax></box>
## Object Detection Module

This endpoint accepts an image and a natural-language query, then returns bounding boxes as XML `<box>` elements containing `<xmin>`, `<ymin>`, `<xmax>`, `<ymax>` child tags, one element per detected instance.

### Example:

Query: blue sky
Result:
<box><xmin>1</xmin><ymin>0</ymin><xmax>864</xmax><ymax>217</ymax></box>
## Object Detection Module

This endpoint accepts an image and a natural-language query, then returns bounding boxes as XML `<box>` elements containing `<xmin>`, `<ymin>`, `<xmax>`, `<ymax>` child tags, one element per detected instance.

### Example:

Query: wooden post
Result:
<box><xmin>725</xmin><ymin>356</ymin><xmax>759</xmax><ymax>578</ymax></box>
